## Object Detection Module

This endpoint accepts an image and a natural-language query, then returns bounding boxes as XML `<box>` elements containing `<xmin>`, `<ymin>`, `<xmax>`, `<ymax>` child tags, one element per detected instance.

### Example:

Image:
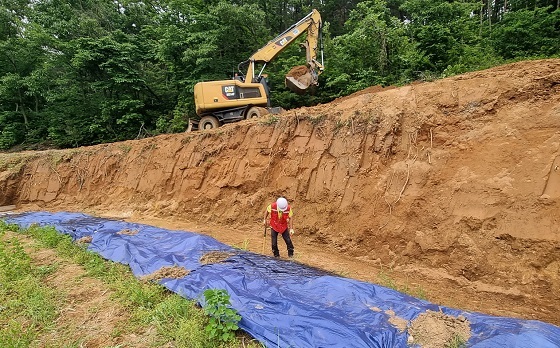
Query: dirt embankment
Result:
<box><xmin>1</xmin><ymin>59</ymin><xmax>559</xmax><ymax>325</ymax></box>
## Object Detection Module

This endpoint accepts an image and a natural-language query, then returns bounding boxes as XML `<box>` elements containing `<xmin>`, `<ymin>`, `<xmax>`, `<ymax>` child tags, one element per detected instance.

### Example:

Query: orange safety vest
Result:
<box><xmin>269</xmin><ymin>202</ymin><xmax>291</xmax><ymax>233</ymax></box>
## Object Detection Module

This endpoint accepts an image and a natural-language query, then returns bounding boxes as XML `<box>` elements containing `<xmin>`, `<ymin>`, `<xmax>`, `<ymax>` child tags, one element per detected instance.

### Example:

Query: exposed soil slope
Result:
<box><xmin>1</xmin><ymin>59</ymin><xmax>559</xmax><ymax>325</ymax></box>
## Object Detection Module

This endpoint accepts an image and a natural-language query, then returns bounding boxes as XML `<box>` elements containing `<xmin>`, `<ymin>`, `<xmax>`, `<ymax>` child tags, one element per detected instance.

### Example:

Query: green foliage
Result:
<box><xmin>378</xmin><ymin>269</ymin><xmax>427</xmax><ymax>299</ymax></box>
<box><xmin>0</xmin><ymin>231</ymin><xmax>59</xmax><ymax>347</ymax></box>
<box><xmin>0</xmin><ymin>120</ymin><xmax>25</xmax><ymax>149</ymax></box>
<box><xmin>203</xmin><ymin>289</ymin><xmax>242</xmax><ymax>342</ymax></box>
<box><xmin>400</xmin><ymin>0</ymin><xmax>482</xmax><ymax>72</ymax></box>
<box><xmin>325</xmin><ymin>0</ymin><xmax>427</xmax><ymax>94</ymax></box>
<box><xmin>491</xmin><ymin>7</ymin><xmax>560</xmax><ymax>59</ymax></box>
<box><xmin>445</xmin><ymin>333</ymin><xmax>467</xmax><ymax>348</ymax></box>
<box><xmin>261</xmin><ymin>114</ymin><xmax>280</xmax><ymax>125</ymax></box>
<box><xmin>0</xmin><ymin>0</ymin><xmax>559</xmax><ymax>149</ymax></box>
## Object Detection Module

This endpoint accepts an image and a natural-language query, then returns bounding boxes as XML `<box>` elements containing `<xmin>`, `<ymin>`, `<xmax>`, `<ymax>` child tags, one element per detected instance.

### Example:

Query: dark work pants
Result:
<box><xmin>271</xmin><ymin>228</ymin><xmax>294</xmax><ymax>257</ymax></box>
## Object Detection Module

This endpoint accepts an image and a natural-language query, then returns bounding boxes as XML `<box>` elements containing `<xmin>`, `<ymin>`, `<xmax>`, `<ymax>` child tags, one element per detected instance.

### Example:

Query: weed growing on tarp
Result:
<box><xmin>203</xmin><ymin>289</ymin><xmax>241</xmax><ymax>342</ymax></box>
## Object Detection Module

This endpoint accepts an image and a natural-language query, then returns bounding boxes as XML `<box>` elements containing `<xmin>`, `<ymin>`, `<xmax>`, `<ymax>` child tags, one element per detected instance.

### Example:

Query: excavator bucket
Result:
<box><xmin>285</xmin><ymin>65</ymin><xmax>316</xmax><ymax>95</ymax></box>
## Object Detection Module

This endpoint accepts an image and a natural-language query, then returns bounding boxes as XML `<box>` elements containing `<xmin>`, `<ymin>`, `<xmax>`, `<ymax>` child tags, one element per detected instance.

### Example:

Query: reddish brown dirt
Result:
<box><xmin>286</xmin><ymin>65</ymin><xmax>310</xmax><ymax>78</ymax></box>
<box><xmin>140</xmin><ymin>265</ymin><xmax>190</xmax><ymax>282</ymax></box>
<box><xmin>1</xmin><ymin>59</ymin><xmax>559</xmax><ymax>326</ymax></box>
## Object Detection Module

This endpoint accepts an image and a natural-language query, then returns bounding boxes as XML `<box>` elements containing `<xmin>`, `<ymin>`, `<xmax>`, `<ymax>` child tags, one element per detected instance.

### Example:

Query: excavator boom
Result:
<box><xmin>242</xmin><ymin>9</ymin><xmax>324</xmax><ymax>93</ymax></box>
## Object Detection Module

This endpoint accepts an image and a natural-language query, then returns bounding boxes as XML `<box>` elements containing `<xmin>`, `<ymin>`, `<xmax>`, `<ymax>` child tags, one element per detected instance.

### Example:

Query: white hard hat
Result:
<box><xmin>276</xmin><ymin>197</ymin><xmax>288</xmax><ymax>211</ymax></box>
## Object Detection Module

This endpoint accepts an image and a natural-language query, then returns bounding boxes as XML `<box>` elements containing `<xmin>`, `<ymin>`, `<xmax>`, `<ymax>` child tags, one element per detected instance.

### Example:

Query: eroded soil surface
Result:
<box><xmin>1</xmin><ymin>59</ymin><xmax>559</xmax><ymax>327</ymax></box>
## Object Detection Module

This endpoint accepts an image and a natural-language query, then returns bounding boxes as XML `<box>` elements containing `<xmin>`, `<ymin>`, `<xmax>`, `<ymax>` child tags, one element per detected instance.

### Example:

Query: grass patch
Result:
<box><xmin>377</xmin><ymin>269</ymin><xmax>427</xmax><ymax>300</ymax></box>
<box><xmin>260</xmin><ymin>115</ymin><xmax>280</xmax><ymax>125</ymax></box>
<box><xmin>118</xmin><ymin>144</ymin><xmax>132</xmax><ymax>154</ymax></box>
<box><xmin>0</xmin><ymin>229</ymin><xmax>60</xmax><ymax>347</ymax></box>
<box><xmin>445</xmin><ymin>333</ymin><xmax>467</xmax><ymax>348</ymax></box>
<box><xmin>0</xmin><ymin>221</ymin><xmax>263</xmax><ymax>348</ymax></box>
<box><xmin>306</xmin><ymin>114</ymin><xmax>326</xmax><ymax>126</ymax></box>
<box><xmin>0</xmin><ymin>153</ymin><xmax>37</xmax><ymax>172</ymax></box>
<box><xmin>232</xmin><ymin>238</ymin><xmax>250</xmax><ymax>250</ymax></box>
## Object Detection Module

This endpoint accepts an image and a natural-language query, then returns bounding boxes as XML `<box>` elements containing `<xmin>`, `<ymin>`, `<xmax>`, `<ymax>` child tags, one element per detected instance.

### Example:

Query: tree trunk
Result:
<box><xmin>480</xmin><ymin>1</ymin><xmax>484</xmax><ymax>36</ymax></box>
<box><xmin>487</xmin><ymin>0</ymin><xmax>492</xmax><ymax>32</ymax></box>
<box><xmin>15</xmin><ymin>102</ymin><xmax>29</xmax><ymax>127</ymax></box>
<box><xmin>16</xmin><ymin>88</ymin><xmax>29</xmax><ymax>127</ymax></box>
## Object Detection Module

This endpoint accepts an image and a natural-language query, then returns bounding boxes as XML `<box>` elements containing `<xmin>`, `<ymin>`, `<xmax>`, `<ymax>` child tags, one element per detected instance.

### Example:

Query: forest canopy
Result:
<box><xmin>1</xmin><ymin>0</ymin><xmax>559</xmax><ymax>149</ymax></box>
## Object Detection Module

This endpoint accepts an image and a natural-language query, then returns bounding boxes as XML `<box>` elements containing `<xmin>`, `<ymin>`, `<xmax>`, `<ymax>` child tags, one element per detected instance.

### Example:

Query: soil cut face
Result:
<box><xmin>1</xmin><ymin>59</ymin><xmax>559</xmax><ymax>327</ymax></box>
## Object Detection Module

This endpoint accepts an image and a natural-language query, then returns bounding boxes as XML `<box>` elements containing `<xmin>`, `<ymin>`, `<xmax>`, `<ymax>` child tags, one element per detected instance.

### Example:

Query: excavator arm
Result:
<box><xmin>239</xmin><ymin>9</ymin><xmax>324</xmax><ymax>94</ymax></box>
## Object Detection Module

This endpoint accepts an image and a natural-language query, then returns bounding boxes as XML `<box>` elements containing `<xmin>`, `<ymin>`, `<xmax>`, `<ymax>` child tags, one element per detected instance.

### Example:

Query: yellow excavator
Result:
<box><xmin>190</xmin><ymin>9</ymin><xmax>324</xmax><ymax>130</ymax></box>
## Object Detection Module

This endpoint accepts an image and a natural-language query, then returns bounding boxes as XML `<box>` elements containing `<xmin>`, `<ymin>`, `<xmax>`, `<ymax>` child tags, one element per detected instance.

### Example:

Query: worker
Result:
<box><xmin>263</xmin><ymin>197</ymin><xmax>295</xmax><ymax>258</ymax></box>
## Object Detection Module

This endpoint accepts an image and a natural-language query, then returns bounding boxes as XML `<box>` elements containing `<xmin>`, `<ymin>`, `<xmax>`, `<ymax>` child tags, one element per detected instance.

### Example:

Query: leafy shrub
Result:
<box><xmin>202</xmin><ymin>289</ymin><xmax>241</xmax><ymax>342</ymax></box>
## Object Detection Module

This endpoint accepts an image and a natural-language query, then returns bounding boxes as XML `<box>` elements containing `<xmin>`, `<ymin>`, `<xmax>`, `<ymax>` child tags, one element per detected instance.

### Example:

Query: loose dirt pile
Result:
<box><xmin>200</xmin><ymin>251</ymin><xmax>235</xmax><ymax>264</ymax></box>
<box><xmin>408</xmin><ymin>310</ymin><xmax>471</xmax><ymax>348</ymax></box>
<box><xmin>286</xmin><ymin>65</ymin><xmax>310</xmax><ymax>78</ymax></box>
<box><xmin>285</xmin><ymin>65</ymin><xmax>313</xmax><ymax>93</ymax></box>
<box><xmin>117</xmin><ymin>228</ymin><xmax>139</xmax><ymax>236</ymax></box>
<box><xmin>385</xmin><ymin>309</ymin><xmax>408</xmax><ymax>332</ymax></box>
<box><xmin>1</xmin><ymin>59</ymin><xmax>559</xmax><ymax>327</ymax></box>
<box><xmin>140</xmin><ymin>266</ymin><xmax>190</xmax><ymax>282</ymax></box>
<box><xmin>76</xmin><ymin>235</ymin><xmax>93</xmax><ymax>244</ymax></box>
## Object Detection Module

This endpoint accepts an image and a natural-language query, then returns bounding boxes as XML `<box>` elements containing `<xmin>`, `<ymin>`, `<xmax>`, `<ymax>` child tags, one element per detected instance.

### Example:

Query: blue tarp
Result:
<box><xmin>3</xmin><ymin>211</ymin><xmax>560</xmax><ymax>348</ymax></box>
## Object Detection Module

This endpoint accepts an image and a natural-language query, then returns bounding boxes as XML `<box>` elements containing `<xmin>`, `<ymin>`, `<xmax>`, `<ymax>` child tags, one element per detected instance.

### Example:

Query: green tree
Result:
<box><xmin>323</xmin><ymin>0</ymin><xmax>423</xmax><ymax>95</ymax></box>
<box><xmin>490</xmin><ymin>7</ymin><xmax>560</xmax><ymax>59</ymax></box>
<box><xmin>0</xmin><ymin>1</ymin><xmax>54</xmax><ymax>148</ymax></box>
<box><xmin>400</xmin><ymin>0</ymin><xmax>484</xmax><ymax>73</ymax></box>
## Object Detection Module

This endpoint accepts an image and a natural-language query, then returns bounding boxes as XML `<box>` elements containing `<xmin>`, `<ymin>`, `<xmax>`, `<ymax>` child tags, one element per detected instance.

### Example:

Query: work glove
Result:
<box><xmin>289</xmin><ymin>229</ymin><xmax>294</xmax><ymax>236</ymax></box>
<box><xmin>263</xmin><ymin>219</ymin><xmax>267</xmax><ymax>227</ymax></box>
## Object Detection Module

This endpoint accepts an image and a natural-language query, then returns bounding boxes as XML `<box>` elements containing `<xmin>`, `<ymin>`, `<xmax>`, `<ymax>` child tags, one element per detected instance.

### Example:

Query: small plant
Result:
<box><xmin>47</xmin><ymin>151</ymin><xmax>65</xmax><ymax>166</ymax></box>
<box><xmin>233</xmin><ymin>239</ymin><xmax>250</xmax><ymax>250</ymax></box>
<box><xmin>377</xmin><ymin>270</ymin><xmax>398</xmax><ymax>290</ymax></box>
<box><xmin>203</xmin><ymin>288</ymin><xmax>241</xmax><ymax>342</ymax></box>
<box><xmin>261</xmin><ymin>115</ymin><xmax>280</xmax><ymax>125</ymax></box>
<box><xmin>118</xmin><ymin>144</ymin><xmax>132</xmax><ymax>154</ymax></box>
<box><xmin>307</xmin><ymin>114</ymin><xmax>326</xmax><ymax>126</ymax></box>
<box><xmin>377</xmin><ymin>270</ymin><xmax>427</xmax><ymax>300</ymax></box>
<box><xmin>333</xmin><ymin>119</ymin><xmax>347</xmax><ymax>133</ymax></box>
<box><xmin>445</xmin><ymin>333</ymin><xmax>467</xmax><ymax>348</ymax></box>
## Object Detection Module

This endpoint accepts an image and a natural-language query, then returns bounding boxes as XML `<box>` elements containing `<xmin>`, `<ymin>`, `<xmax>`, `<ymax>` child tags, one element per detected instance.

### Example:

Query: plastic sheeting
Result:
<box><xmin>3</xmin><ymin>211</ymin><xmax>560</xmax><ymax>348</ymax></box>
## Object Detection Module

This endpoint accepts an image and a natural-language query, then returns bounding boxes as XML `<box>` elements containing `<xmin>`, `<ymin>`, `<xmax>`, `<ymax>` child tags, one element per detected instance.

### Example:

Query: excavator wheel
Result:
<box><xmin>246</xmin><ymin>107</ymin><xmax>269</xmax><ymax>119</ymax></box>
<box><xmin>246</xmin><ymin>107</ymin><xmax>261</xmax><ymax>119</ymax></box>
<box><xmin>199</xmin><ymin>115</ymin><xmax>220</xmax><ymax>130</ymax></box>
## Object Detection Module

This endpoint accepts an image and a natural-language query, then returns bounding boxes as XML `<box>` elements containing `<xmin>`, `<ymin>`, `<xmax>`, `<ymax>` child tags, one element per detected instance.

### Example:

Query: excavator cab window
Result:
<box><xmin>238</xmin><ymin>87</ymin><xmax>261</xmax><ymax>99</ymax></box>
<box><xmin>233</xmin><ymin>73</ymin><xmax>245</xmax><ymax>82</ymax></box>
